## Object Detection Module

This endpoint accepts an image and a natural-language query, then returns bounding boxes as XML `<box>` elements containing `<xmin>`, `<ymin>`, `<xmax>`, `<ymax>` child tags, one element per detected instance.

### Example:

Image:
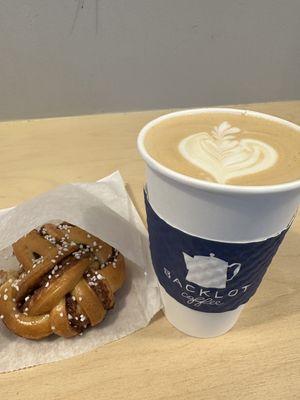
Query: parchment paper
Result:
<box><xmin>0</xmin><ymin>171</ymin><xmax>161</xmax><ymax>373</ymax></box>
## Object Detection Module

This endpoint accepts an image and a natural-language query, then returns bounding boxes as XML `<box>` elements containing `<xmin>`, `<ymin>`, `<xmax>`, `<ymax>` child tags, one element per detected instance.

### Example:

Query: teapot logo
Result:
<box><xmin>184</xmin><ymin>253</ymin><xmax>241</xmax><ymax>289</ymax></box>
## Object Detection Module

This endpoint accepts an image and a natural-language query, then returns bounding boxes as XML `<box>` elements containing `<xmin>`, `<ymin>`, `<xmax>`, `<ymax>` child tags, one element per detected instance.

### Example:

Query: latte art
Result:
<box><xmin>179</xmin><ymin>121</ymin><xmax>278</xmax><ymax>183</ymax></box>
<box><xmin>144</xmin><ymin>111</ymin><xmax>300</xmax><ymax>186</ymax></box>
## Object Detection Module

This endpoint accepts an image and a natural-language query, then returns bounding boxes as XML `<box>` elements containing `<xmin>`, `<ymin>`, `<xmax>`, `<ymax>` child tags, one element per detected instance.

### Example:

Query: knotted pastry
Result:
<box><xmin>0</xmin><ymin>223</ymin><xmax>125</xmax><ymax>340</ymax></box>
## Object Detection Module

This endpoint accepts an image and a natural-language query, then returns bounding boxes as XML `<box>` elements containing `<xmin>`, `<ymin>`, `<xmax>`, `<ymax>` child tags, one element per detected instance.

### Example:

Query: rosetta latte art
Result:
<box><xmin>178</xmin><ymin>121</ymin><xmax>278</xmax><ymax>183</ymax></box>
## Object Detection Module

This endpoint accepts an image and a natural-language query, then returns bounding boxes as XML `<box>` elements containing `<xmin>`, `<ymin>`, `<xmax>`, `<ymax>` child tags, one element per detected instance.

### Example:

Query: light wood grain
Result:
<box><xmin>0</xmin><ymin>101</ymin><xmax>299</xmax><ymax>400</ymax></box>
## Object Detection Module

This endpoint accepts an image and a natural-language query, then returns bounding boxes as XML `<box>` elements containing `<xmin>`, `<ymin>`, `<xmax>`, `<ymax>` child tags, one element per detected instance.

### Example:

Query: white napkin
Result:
<box><xmin>0</xmin><ymin>171</ymin><xmax>161</xmax><ymax>373</ymax></box>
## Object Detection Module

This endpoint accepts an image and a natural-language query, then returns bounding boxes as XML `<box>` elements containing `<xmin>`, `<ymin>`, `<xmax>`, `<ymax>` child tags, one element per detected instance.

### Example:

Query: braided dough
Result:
<box><xmin>0</xmin><ymin>222</ymin><xmax>125</xmax><ymax>340</ymax></box>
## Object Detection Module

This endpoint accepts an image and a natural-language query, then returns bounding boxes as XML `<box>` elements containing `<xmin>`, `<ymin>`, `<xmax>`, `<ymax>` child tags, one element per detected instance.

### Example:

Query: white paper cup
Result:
<box><xmin>138</xmin><ymin>108</ymin><xmax>300</xmax><ymax>337</ymax></box>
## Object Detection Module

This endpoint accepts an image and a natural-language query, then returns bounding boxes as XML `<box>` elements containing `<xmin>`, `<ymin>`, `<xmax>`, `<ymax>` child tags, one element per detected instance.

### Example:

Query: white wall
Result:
<box><xmin>0</xmin><ymin>0</ymin><xmax>299</xmax><ymax>120</ymax></box>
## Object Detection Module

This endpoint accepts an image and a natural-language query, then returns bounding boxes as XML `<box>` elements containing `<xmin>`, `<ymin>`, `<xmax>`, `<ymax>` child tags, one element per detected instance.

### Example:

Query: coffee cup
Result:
<box><xmin>138</xmin><ymin>108</ymin><xmax>300</xmax><ymax>337</ymax></box>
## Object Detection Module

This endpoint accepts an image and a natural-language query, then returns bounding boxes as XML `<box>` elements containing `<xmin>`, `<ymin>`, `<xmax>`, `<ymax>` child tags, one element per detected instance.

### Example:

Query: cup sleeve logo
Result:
<box><xmin>184</xmin><ymin>252</ymin><xmax>241</xmax><ymax>289</ymax></box>
<box><xmin>144</xmin><ymin>190</ymin><xmax>290</xmax><ymax>313</ymax></box>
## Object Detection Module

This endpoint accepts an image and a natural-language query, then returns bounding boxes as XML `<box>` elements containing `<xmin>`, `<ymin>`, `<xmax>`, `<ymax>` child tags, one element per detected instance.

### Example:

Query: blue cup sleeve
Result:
<box><xmin>144</xmin><ymin>189</ymin><xmax>290</xmax><ymax>313</ymax></box>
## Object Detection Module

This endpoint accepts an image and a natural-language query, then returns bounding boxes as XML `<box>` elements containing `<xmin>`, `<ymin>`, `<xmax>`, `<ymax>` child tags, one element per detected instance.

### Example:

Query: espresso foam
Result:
<box><xmin>144</xmin><ymin>111</ymin><xmax>300</xmax><ymax>186</ymax></box>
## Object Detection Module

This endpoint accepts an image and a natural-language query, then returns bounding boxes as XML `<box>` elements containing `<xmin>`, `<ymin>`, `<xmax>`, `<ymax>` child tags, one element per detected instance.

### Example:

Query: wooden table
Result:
<box><xmin>0</xmin><ymin>101</ymin><xmax>299</xmax><ymax>400</ymax></box>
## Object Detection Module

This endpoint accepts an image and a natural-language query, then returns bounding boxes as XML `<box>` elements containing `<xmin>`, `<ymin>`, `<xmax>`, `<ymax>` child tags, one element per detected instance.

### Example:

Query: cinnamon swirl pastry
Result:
<box><xmin>0</xmin><ymin>223</ymin><xmax>125</xmax><ymax>340</ymax></box>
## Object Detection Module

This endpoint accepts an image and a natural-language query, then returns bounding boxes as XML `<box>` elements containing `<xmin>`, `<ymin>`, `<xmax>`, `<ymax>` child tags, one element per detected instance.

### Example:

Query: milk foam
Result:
<box><xmin>179</xmin><ymin>121</ymin><xmax>278</xmax><ymax>183</ymax></box>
